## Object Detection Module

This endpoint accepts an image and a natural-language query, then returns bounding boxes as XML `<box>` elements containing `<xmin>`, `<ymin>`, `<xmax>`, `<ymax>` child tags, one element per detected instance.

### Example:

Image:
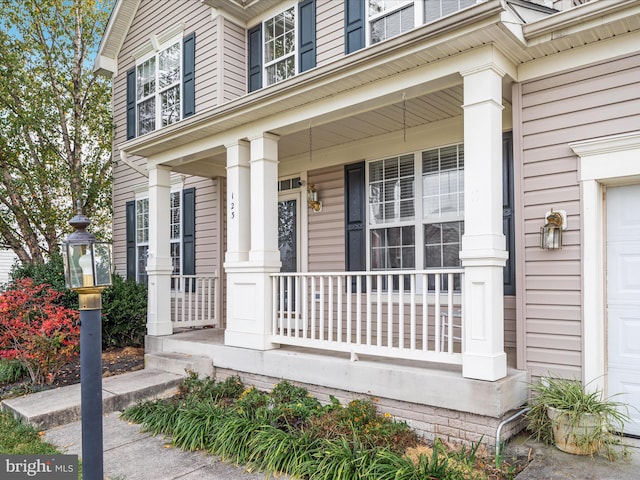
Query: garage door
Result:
<box><xmin>607</xmin><ymin>184</ymin><xmax>640</xmax><ymax>436</ymax></box>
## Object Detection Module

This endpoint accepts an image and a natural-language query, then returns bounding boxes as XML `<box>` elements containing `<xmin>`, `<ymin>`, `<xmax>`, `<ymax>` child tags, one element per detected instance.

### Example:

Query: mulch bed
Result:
<box><xmin>0</xmin><ymin>346</ymin><xmax>145</xmax><ymax>399</ymax></box>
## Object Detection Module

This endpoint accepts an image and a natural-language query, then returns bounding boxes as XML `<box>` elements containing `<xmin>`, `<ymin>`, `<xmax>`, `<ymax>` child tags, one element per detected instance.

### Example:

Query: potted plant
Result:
<box><xmin>525</xmin><ymin>376</ymin><xmax>630</xmax><ymax>459</ymax></box>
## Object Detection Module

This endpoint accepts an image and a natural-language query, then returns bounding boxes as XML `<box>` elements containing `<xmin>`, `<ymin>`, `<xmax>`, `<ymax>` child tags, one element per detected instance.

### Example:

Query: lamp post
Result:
<box><xmin>61</xmin><ymin>203</ymin><xmax>112</xmax><ymax>480</ymax></box>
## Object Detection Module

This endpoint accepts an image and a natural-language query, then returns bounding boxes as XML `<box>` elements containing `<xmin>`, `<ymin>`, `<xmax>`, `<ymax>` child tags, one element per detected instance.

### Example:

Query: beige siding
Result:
<box><xmin>112</xmin><ymin>0</ymin><xmax>222</xmax><ymax>279</ymax></box>
<box><xmin>504</xmin><ymin>296</ymin><xmax>516</xmax><ymax>349</ymax></box>
<box><xmin>222</xmin><ymin>19</ymin><xmax>246</xmax><ymax>102</ymax></box>
<box><xmin>0</xmin><ymin>250</ymin><xmax>18</xmax><ymax>287</ymax></box>
<box><xmin>308</xmin><ymin>165</ymin><xmax>345</xmax><ymax>272</ymax></box>
<box><xmin>517</xmin><ymin>53</ymin><xmax>640</xmax><ymax>379</ymax></box>
<box><xmin>316</xmin><ymin>0</ymin><xmax>345</xmax><ymax>67</ymax></box>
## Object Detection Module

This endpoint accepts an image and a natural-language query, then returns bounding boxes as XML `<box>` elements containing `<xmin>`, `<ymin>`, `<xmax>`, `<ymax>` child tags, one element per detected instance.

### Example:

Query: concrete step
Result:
<box><xmin>0</xmin><ymin>369</ymin><xmax>184</xmax><ymax>430</ymax></box>
<box><xmin>144</xmin><ymin>352</ymin><xmax>213</xmax><ymax>378</ymax></box>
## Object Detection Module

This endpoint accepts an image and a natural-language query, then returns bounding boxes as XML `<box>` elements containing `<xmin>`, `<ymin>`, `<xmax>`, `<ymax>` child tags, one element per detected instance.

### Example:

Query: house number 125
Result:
<box><xmin>230</xmin><ymin>192</ymin><xmax>235</xmax><ymax>219</ymax></box>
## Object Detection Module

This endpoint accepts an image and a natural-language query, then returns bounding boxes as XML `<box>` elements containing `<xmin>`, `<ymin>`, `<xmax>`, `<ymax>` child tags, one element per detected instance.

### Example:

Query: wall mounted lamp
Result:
<box><xmin>540</xmin><ymin>209</ymin><xmax>567</xmax><ymax>250</ymax></box>
<box><xmin>307</xmin><ymin>183</ymin><xmax>322</xmax><ymax>212</ymax></box>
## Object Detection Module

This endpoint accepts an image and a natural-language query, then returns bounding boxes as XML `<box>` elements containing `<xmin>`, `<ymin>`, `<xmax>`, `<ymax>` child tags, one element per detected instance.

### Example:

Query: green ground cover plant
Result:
<box><xmin>0</xmin><ymin>410</ymin><xmax>59</xmax><ymax>455</ymax></box>
<box><xmin>123</xmin><ymin>373</ymin><xmax>522</xmax><ymax>479</ymax></box>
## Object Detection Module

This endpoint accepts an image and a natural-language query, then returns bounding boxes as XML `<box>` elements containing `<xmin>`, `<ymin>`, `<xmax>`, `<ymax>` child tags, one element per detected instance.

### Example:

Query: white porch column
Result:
<box><xmin>225</xmin><ymin>140</ymin><xmax>251</xmax><ymax>263</ymax></box>
<box><xmin>224</xmin><ymin>133</ymin><xmax>281</xmax><ymax>350</ymax></box>
<box><xmin>146</xmin><ymin>165</ymin><xmax>173</xmax><ymax>336</ymax></box>
<box><xmin>460</xmin><ymin>65</ymin><xmax>508</xmax><ymax>381</ymax></box>
<box><xmin>249</xmin><ymin>133</ymin><xmax>281</xmax><ymax>265</ymax></box>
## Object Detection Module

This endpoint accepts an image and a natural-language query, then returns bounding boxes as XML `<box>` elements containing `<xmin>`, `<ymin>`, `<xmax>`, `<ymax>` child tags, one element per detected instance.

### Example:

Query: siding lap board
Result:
<box><xmin>519</xmin><ymin>53</ymin><xmax>640</xmax><ymax>378</ymax></box>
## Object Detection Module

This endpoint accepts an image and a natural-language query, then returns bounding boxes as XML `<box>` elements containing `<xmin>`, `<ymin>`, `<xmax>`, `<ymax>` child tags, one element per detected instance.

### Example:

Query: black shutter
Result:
<box><xmin>503</xmin><ymin>131</ymin><xmax>515</xmax><ymax>295</ymax></box>
<box><xmin>248</xmin><ymin>23</ymin><xmax>262</xmax><ymax>92</ymax></box>
<box><xmin>182</xmin><ymin>187</ymin><xmax>196</xmax><ymax>291</ymax></box>
<box><xmin>345</xmin><ymin>162</ymin><xmax>366</xmax><ymax>290</ymax></box>
<box><xmin>182</xmin><ymin>32</ymin><xmax>196</xmax><ymax>118</ymax></box>
<box><xmin>298</xmin><ymin>0</ymin><xmax>316</xmax><ymax>72</ymax></box>
<box><xmin>126</xmin><ymin>200</ymin><xmax>136</xmax><ymax>280</ymax></box>
<box><xmin>126</xmin><ymin>68</ymin><xmax>136</xmax><ymax>139</ymax></box>
<box><xmin>345</xmin><ymin>0</ymin><xmax>365</xmax><ymax>54</ymax></box>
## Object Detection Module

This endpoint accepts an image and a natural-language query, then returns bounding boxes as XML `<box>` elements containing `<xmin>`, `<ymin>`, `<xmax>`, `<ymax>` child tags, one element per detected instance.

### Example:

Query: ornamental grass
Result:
<box><xmin>122</xmin><ymin>372</ymin><xmax>513</xmax><ymax>480</ymax></box>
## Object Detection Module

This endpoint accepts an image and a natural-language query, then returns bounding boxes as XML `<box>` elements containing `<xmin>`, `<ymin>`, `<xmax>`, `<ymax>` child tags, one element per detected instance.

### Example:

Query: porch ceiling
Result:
<box><xmin>167</xmin><ymin>84</ymin><xmax>466</xmax><ymax>178</ymax></box>
<box><xmin>122</xmin><ymin>0</ymin><xmax>640</xmax><ymax>178</ymax></box>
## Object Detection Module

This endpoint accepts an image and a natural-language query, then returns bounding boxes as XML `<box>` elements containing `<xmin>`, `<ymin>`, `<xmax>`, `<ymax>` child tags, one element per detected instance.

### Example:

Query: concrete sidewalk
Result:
<box><xmin>44</xmin><ymin>411</ymin><xmax>276</xmax><ymax>480</ymax></box>
<box><xmin>2</xmin><ymin>367</ymin><xmax>640</xmax><ymax>480</ymax></box>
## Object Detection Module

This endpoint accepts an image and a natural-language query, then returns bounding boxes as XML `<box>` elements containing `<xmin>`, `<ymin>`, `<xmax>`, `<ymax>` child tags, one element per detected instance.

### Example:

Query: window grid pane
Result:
<box><xmin>158</xmin><ymin>43</ymin><xmax>180</xmax><ymax>89</ymax></box>
<box><xmin>422</xmin><ymin>145</ymin><xmax>464</xmax><ymax>222</ymax></box>
<box><xmin>370</xmin><ymin>226</ymin><xmax>415</xmax><ymax>271</ymax></box>
<box><xmin>264</xmin><ymin>7</ymin><xmax>295</xmax><ymax>86</ymax></box>
<box><xmin>161</xmin><ymin>86</ymin><xmax>180</xmax><ymax>127</ymax></box>
<box><xmin>424</xmin><ymin>0</ymin><xmax>476</xmax><ymax>23</ymax></box>
<box><xmin>136</xmin><ymin>198</ymin><xmax>149</xmax><ymax>244</ymax></box>
<box><xmin>369</xmin><ymin>154</ymin><xmax>415</xmax><ymax>225</ymax></box>
<box><xmin>371</xmin><ymin>4</ymin><xmax>414</xmax><ymax>44</ymax></box>
<box><xmin>170</xmin><ymin>191</ymin><xmax>181</xmax><ymax>240</ymax></box>
<box><xmin>136</xmin><ymin>57</ymin><xmax>155</xmax><ymax>100</ymax></box>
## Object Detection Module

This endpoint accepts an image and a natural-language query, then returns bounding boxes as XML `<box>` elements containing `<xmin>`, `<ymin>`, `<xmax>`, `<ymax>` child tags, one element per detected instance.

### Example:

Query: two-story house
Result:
<box><xmin>95</xmin><ymin>0</ymin><xmax>640</xmax><ymax>445</ymax></box>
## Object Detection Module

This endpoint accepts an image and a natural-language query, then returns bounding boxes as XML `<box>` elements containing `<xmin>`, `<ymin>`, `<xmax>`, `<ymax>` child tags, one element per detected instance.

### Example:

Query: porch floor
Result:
<box><xmin>146</xmin><ymin>327</ymin><xmax>527</xmax><ymax>420</ymax></box>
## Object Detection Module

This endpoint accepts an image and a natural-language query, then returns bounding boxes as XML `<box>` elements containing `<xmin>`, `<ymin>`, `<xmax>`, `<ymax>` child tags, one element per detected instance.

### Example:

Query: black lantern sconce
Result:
<box><xmin>540</xmin><ymin>209</ymin><xmax>567</xmax><ymax>250</ymax></box>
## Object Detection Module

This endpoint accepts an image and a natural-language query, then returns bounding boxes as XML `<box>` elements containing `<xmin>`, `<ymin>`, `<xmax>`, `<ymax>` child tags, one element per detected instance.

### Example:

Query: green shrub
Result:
<box><xmin>101</xmin><ymin>274</ymin><xmax>147</xmax><ymax>348</ymax></box>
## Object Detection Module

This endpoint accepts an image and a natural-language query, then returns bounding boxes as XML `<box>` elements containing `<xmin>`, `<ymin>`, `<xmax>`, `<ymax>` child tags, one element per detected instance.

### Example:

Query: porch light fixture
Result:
<box><xmin>540</xmin><ymin>209</ymin><xmax>567</xmax><ymax>250</ymax></box>
<box><xmin>61</xmin><ymin>201</ymin><xmax>112</xmax><ymax>480</ymax></box>
<box><xmin>307</xmin><ymin>183</ymin><xmax>322</xmax><ymax>212</ymax></box>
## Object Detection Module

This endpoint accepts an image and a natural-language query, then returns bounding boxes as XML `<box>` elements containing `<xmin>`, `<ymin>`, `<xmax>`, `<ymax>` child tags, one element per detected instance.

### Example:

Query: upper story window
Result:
<box><xmin>126</xmin><ymin>29</ymin><xmax>195</xmax><ymax>140</ymax></box>
<box><xmin>264</xmin><ymin>7</ymin><xmax>296</xmax><ymax>85</ymax></box>
<box><xmin>136</xmin><ymin>42</ymin><xmax>182</xmax><ymax>136</ymax></box>
<box><xmin>369</xmin><ymin>1</ymin><xmax>415</xmax><ymax>44</ymax></box>
<box><xmin>346</xmin><ymin>0</ymin><xmax>478</xmax><ymax>54</ymax></box>
<box><xmin>248</xmin><ymin>0</ymin><xmax>316</xmax><ymax>93</ymax></box>
<box><xmin>424</xmin><ymin>0</ymin><xmax>477</xmax><ymax>23</ymax></box>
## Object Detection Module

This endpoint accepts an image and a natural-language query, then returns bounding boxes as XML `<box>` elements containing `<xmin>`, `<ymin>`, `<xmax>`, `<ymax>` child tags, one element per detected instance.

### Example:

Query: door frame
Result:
<box><xmin>572</xmin><ymin>131</ymin><xmax>640</xmax><ymax>392</ymax></box>
<box><xmin>278</xmin><ymin>176</ymin><xmax>308</xmax><ymax>273</ymax></box>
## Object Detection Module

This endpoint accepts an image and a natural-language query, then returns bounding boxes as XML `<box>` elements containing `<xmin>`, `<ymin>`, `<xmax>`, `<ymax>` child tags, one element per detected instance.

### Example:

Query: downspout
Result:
<box><xmin>495</xmin><ymin>407</ymin><xmax>530</xmax><ymax>456</ymax></box>
<box><xmin>119</xmin><ymin>149</ymin><xmax>148</xmax><ymax>178</ymax></box>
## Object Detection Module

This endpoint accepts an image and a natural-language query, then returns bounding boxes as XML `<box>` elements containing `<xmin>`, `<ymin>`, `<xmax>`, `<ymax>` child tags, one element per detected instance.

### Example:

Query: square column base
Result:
<box><xmin>224</xmin><ymin>264</ymin><xmax>280</xmax><ymax>351</ymax></box>
<box><xmin>147</xmin><ymin>319</ymin><xmax>173</xmax><ymax>336</ymax></box>
<box><xmin>463</xmin><ymin>351</ymin><xmax>507</xmax><ymax>381</ymax></box>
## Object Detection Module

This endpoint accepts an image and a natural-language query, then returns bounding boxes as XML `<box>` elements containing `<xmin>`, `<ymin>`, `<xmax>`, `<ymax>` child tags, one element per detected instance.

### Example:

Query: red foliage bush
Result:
<box><xmin>0</xmin><ymin>278</ymin><xmax>79</xmax><ymax>385</ymax></box>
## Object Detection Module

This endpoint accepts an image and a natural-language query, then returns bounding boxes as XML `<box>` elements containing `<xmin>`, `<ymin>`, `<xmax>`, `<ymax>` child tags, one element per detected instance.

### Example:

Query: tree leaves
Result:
<box><xmin>0</xmin><ymin>0</ymin><xmax>113</xmax><ymax>263</ymax></box>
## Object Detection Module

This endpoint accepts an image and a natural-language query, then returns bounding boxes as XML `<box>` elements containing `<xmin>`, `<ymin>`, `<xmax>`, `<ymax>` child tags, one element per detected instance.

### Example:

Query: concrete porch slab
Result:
<box><xmin>146</xmin><ymin>329</ymin><xmax>528</xmax><ymax>419</ymax></box>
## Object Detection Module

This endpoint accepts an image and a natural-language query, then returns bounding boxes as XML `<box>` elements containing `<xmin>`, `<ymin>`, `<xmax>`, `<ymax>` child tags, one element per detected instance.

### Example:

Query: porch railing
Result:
<box><xmin>271</xmin><ymin>269</ymin><xmax>464</xmax><ymax>365</ymax></box>
<box><xmin>171</xmin><ymin>273</ymin><xmax>218</xmax><ymax>328</ymax></box>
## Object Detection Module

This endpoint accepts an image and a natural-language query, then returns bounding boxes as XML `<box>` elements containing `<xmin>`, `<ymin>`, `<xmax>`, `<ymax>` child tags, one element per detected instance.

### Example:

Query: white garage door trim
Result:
<box><xmin>571</xmin><ymin>131</ymin><xmax>640</xmax><ymax>392</ymax></box>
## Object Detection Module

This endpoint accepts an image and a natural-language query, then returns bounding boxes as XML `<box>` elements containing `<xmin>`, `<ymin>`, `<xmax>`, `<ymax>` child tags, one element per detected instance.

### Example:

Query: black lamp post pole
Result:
<box><xmin>67</xmin><ymin>209</ymin><xmax>105</xmax><ymax>480</ymax></box>
<box><xmin>79</xmin><ymin>303</ymin><xmax>103</xmax><ymax>480</ymax></box>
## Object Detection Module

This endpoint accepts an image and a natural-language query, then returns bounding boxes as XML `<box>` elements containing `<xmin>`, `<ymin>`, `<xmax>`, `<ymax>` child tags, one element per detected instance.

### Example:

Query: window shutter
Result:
<box><xmin>298</xmin><ymin>0</ymin><xmax>316</xmax><ymax>72</ymax></box>
<box><xmin>182</xmin><ymin>32</ymin><xmax>196</xmax><ymax>118</ymax></box>
<box><xmin>126</xmin><ymin>200</ymin><xmax>136</xmax><ymax>280</ymax></box>
<box><xmin>503</xmin><ymin>131</ymin><xmax>515</xmax><ymax>295</ymax></box>
<box><xmin>126</xmin><ymin>68</ymin><xmax>136</xmax><ymax>140</ymax></box>
<box><xmin>182</xmin><ymin>187</ymin><xmax>196</xmax><ymax>291</ymax></box>
<box><xmin>345</xmin><ymin>0</ymin><xmax>365</xmax><ymax>54</ymax></box>
<box><xmin>247</xmin><ymin>24</ymin><xmax>262</xmax><ymax>92</ymax></box>
<box><xmin>345</xmin><ymin>162</ymin><xmax>366</xmax><ymax>291</ymax></box>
